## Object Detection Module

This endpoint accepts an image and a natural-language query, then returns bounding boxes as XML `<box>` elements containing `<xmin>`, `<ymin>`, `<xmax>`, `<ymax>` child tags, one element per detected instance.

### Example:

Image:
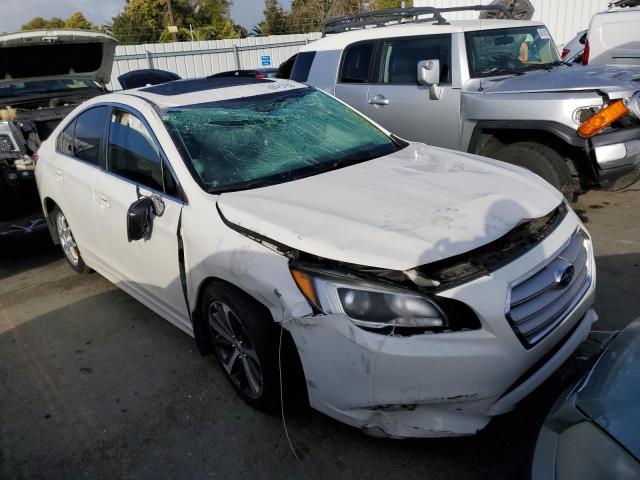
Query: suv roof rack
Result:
<box><xmin>322</xmin><ymin>5</ymin><xmax>514</xmax><ymax>36</ymax></box>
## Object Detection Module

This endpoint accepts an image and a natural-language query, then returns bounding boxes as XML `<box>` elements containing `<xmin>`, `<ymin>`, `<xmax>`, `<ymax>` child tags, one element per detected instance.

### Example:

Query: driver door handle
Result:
<box><xmin>368</xmin><ymin>94</ymin><xmax>389</xmax><ymax>106</ymax></box>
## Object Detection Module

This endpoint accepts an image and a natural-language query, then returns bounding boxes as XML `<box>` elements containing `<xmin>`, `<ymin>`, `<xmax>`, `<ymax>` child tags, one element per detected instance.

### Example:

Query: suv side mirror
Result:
<box><xmin>127</xmin><ymin>196</ymin><xmax>154</xmax><ymax>242</ymax></box>
<box><xmin>417</xmin><ymin>59</ymin><xmax>443</xmax><ymax>100</ymax></box>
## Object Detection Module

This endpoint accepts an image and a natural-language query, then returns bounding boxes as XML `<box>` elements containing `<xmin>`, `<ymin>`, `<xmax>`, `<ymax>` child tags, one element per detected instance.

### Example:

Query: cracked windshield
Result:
<box><xmin>161</xmin><ymin>87</ymin><xmax>399</xmax><ymax>193</ymax></box>
<box><xmin>466</xmin><ymin>26</ymin><xmax>561</xmax><ymax>77</ymax></box>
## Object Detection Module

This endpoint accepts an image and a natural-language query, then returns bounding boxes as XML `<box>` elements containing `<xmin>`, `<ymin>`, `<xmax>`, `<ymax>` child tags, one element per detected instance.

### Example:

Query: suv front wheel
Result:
<box><xmin>491</xmin><ymin>142</ymin><xmax>574</xmax><ymax>201</ymax></box>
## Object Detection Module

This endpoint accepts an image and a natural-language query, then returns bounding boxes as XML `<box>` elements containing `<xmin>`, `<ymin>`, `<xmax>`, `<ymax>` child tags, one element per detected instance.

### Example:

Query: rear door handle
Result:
<box><xmin>368</xmin><ymin>94</ymin><xmax>389</xmax><ymax>106</ymax></box>
<box><xmin>55</xmin><ymin>169</ymin><xmax>64</xmax><ymax>179</ymax></box>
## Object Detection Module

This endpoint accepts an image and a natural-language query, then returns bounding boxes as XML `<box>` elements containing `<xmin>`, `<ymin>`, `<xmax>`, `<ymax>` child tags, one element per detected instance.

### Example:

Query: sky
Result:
<box><xmin>0</xmin><ymin>0</ymin><xmax>292</xmax><ymax>34</ymax></box>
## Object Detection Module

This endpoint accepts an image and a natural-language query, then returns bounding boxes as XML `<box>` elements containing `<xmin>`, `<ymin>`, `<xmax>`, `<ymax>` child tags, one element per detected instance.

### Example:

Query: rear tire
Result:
<box><xmin>201</xmin><ymin>281</ymin><xmax>281</xmax><ymax>412</ymax></box>
<box><xmin>490</xmin><ymin>142</ymin><xmax>575</xmax><ymax>201</ymax></box>
<box><xmin>53</xmin><ymin>208</ymin><xmax>90</xmax><ymax>274</ymax></box>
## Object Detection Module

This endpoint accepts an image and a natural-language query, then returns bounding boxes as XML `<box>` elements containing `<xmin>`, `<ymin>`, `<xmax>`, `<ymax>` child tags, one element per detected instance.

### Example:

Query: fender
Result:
<box><xmin>467</xmin><ymin>120</ymin><xmax>588</xmax><ymax>154</ymax></box>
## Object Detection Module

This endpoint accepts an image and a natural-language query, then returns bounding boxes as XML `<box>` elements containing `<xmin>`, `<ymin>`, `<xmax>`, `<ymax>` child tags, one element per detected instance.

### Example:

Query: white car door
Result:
<box><xmin>93</xmin><ymin>106</ymin><xmax>189</xmax><ymax>329</ymax></box>
<box><xmin>49</xmin><ymin>106</ymin><xmax>110</xmax><ymax>263</ymax></box>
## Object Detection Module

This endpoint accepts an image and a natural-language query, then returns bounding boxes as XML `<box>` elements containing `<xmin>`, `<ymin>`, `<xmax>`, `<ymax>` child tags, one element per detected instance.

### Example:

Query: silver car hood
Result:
<box><xmin>217</xmin><ymin>144</ymin><xmax>563</xmax><ymax>271</ymax></box>
<box><xmin>482</xmin><ymin>65</ymin><xmax>640</xmax><ymax>98</ymax></box>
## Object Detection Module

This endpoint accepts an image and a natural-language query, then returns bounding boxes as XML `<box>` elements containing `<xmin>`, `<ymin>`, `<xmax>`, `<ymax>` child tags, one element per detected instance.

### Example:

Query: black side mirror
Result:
<box><xmin>127</xmin><ymin>196</ymin><xmax>154</xmax><ymax>242</ymax></box>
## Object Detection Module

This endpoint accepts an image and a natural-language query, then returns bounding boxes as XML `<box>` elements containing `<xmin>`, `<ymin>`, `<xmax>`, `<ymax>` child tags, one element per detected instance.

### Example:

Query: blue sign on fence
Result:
<box><xmin>261</xmin><ymin>55</ymin><xmax>271</xmax><ymax>66</ymax></box>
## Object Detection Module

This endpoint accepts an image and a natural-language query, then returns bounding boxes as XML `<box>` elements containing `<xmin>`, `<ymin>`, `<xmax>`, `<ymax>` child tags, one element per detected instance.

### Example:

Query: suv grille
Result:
<box><xmin>507</xmin><ymin>230</ymin><xmax>592</xmax><ymax>347</ymax></box>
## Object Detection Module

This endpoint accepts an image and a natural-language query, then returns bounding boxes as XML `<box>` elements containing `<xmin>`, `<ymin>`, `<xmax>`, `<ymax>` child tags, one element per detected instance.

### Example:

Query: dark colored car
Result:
<box><xmin>117</xmin><ymin>69</ymin><xmax>181</xmax><ymax>90</ymax></box>
<box><xmin>208</xmin><ymin>68</ymin><xmax>278</xmax><ymax>79</ymax></box>
<box><xmin>532</xmin><ymin>319</ymin><xmax>640</xmax><ymax>479</ymax></box>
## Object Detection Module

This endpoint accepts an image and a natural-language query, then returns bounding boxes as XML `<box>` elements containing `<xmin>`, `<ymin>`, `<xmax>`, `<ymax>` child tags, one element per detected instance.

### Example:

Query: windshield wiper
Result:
<box><xmin>207</xmin><ymin>179</ymin><xmax>285</xmax><ymax>194</ymax></box>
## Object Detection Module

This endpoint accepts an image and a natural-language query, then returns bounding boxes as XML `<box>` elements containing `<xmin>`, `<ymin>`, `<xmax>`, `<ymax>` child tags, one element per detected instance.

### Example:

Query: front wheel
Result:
<box><xmin>53</xmin><ymin>208</ymin><xmax>90</xmax><ymax>274</ymax></box>
<box><xmin>490</xmin><ymin>142</ymin><xmax>575</xmax><ymax>201</ymax></box>
<box><xmin>202</xmin><ymin>281</ymin><xmax>281</xmax><ymax>412</ymax></box>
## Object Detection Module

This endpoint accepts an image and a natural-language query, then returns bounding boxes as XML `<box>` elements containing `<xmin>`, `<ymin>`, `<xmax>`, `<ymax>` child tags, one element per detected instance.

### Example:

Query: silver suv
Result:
<box><xmin>284</xmin><ymin>7</ymin><xmax>640</xmax><ymax>199</ymax></box>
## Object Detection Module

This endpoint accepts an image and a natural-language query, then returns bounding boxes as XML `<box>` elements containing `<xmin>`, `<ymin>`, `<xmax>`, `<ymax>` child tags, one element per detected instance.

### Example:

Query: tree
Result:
<box><xmin>111</xmin><ymin>0</ymin><xmax>241</xmax><ymax>43</ymax></box>
<box><xmin>372</xmin><ymin>0</ymin><xmax>412</xmax><ymax>9</ymax></box>
<box><xmin>259</xmin><ymin>0</ymin><xmax>290</xmax><ymax>36</ymax></box>
<box><xmin>21</xmin><ymin>16</ymin><xmax>66</xmax><ymax>30</ymax></box>
<box><xmin>287</xmin><ymin>0</ymin><xmax>366</xmax><ymax>33</ymax></box>
<box><xmin>65</xmin><ymin>12</ymin><xmax>93</xmax><ymax>30</ymax></box>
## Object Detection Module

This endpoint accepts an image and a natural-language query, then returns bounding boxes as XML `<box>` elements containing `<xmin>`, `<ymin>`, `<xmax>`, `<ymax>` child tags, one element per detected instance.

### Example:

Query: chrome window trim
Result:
<box><xmin>55</xmin><ymin>101</ymin><xmax>186</xmax><ymax>205</ymax></box>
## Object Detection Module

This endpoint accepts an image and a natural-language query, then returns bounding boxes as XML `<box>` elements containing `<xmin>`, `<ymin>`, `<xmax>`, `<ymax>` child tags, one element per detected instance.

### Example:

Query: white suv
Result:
<box><xmin>36</xmin><ymin>76</ymin><xmax>596</xmax><ymax>438</ymax></box>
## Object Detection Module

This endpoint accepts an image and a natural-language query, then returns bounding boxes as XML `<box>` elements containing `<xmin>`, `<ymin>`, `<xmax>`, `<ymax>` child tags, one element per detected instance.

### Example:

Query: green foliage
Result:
<box><xmin>21</xmin><ymin>16</ymin><xmax>65</xmax><ymax>30</ymax></box>
<box><xmin>64</xmin><ymin>12</ymin><xmax>93</xmax><ymax>30</ymax></box>
<box><xmin>111</xmin><ymin>0</ymin><xmax>242</xmax><ymax>44</ymax></box>
<box><xmin>256</xmin><ymin>0</ymin><xmax>367</xmax><ymax>35</ymax></box>
<box><xmin>21</xmin><ymin>13</ymin><xmax>93</xmax><ymax>31</ymax></box>
<box><xmin>372</xmin><ymin>0</ymin><xmax>412</xmax><ymax>9</ymax></box>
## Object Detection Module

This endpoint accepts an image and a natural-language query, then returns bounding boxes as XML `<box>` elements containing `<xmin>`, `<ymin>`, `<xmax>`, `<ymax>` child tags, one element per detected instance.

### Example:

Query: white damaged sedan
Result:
<box><xmin>35</xmin><ymin>77</ymin><xmax>596</xmax><ymax>438</ymax></box>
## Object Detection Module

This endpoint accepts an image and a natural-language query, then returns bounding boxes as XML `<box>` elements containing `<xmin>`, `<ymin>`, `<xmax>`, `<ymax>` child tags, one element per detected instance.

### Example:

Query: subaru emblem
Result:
<box><xmin>554</xmin><ymin>262</ymin><xmax>575</xmax><ymax>288</ymax></box>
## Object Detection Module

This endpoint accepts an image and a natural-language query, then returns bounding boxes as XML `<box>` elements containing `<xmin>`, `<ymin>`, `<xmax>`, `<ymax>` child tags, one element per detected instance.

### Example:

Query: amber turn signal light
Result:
<box><xmin>290</xmin><ymin>268</ymin><xmax>319</xmax><ymax>306</ymax></box>
<box><xmin>578</xmin><ymin>100</ymin><xmax>629</xmax><ymax>138</ymax></box>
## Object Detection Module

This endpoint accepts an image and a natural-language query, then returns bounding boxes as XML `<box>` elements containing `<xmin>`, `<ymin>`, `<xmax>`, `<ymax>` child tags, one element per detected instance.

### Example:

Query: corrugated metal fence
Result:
<box><xmin>109</xmin><ymin>32</ymin><xmax>321</xmax><ymax>90</ymax></box>
<box><xmin>414</xmin><ymin>0</ymin><xmax>611</xmax><ymax>44</ymax></box>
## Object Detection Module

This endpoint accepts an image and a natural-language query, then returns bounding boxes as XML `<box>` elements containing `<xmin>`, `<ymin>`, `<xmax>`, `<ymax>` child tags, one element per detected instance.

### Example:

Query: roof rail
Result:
<box><xmin>322</xmin><ymin>5</ymin><xmax>514</xmax><ymax>36</ymax></box>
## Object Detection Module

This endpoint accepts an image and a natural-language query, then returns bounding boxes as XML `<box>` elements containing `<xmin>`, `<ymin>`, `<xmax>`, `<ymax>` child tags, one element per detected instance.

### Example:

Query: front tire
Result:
<box><xmin>53</xmin><ymin>208</ymin><xmax>90</xmax><ymax>274</ymax></box>
<box><xmin>202</xmin><ymin>281</ymin><xmax>281</xmax><ymax>412</ymax></box>
<box><xmin>490</xmin><ymin>142</ymin><xmax>575</xmax><ymax>201</ymax></box>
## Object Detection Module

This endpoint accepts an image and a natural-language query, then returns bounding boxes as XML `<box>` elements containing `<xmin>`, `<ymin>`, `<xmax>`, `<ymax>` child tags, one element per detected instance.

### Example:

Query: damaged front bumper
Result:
<box><xmin>591</xmin><ymin>126</ymin><xmax>640</xmax><ymax>190</ymax></box>
<box><xmin>285</xmin><ymin>213</ymin><xmax>597</xmax><ymax>438</ymax></box>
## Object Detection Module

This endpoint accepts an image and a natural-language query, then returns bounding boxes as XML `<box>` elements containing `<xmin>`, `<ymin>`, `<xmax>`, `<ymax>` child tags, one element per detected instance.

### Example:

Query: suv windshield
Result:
<box><xmin>0</xmin><ymin>79</ymin><xmax>99</xmax><ymax>99</ymax></box>
<box><xmin>161</xmin><ymin>87</ymin><xmax>401</xmax><ymax>193</ymax></box>
<box><xmin>466</xmin><ymin>26</ymin><xmax>561</xmax><ymax>78</ymax></box>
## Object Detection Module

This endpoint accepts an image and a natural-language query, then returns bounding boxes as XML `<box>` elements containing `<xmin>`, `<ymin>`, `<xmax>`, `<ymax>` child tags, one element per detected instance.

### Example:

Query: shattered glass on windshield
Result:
<box><xmin>161</xmin><ymin>88</ymin><xmax>399</xmax><ymax>192</ymax></box>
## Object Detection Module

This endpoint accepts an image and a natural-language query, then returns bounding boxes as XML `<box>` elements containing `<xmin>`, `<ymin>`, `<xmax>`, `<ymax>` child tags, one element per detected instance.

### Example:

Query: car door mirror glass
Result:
<box><xmin>417</xmin><ymin>59</ymin><xmax>440</xmax><ymax>86</ymax></box>
<box><xmin>127</xmin><ymin>196</ymin><xmax>154</xmax><ymax>242</ymax></box>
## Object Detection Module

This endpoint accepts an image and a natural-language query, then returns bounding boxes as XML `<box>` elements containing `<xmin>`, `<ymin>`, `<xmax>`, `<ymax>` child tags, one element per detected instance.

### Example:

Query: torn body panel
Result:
<box><xmin>284</xmin><ymin>212</ymin><xmax>596</xmax><ymax>438</ymax></box>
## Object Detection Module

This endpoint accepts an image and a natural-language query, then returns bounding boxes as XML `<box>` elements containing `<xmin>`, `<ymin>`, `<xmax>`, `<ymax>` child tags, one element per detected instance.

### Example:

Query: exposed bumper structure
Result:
<box><xmin>592</xmin><ymin>126</ymin><xmax>640</xmax><ymax>190</ymax></box>
<box><xmin>286</xmin><ymin>212</ymin><xmax>597</xmax><ymax>438</ymax></box>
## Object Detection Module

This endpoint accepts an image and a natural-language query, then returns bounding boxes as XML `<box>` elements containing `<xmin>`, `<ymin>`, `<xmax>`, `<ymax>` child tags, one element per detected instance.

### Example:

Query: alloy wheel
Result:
<box><xmin>208</xmin><ymin>301</ymin><xmax>264</xmax><ymax>399</ymax></box>
<box><xmin>56</xmin><ymin>212</ymin><xmax>80</xmax><ymax>266</ymax></box>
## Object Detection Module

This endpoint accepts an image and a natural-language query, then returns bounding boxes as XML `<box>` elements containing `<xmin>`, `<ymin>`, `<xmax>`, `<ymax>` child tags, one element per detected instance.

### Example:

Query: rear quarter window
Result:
<box><xmin>340</xmin><ymin>42</ymin><xmax>375</xmax><ymax>83</ymax></box>
<box><xmin>290</xmin><ymin>52</ymin><xmax>316</xmax><ymax>82</ymax></box>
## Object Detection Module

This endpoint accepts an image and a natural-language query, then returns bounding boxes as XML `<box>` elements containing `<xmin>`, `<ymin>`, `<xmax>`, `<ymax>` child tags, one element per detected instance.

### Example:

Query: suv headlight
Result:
<box><xmin>626</xmin><ymin>92</ymin><xmax>640</xmax><ymax>120</ymax></box>
<box><xmin>290</xmin><ymin>266</ymin><xmax>448</xmax><ymax>330</ymax></box>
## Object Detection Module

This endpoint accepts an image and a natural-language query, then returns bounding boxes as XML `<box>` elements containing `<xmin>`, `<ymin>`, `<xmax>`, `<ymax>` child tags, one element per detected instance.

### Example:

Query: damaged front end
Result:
<box><xmin>216</xmin><ymin>198</ymin><xmax>588</xmax><ymax>438</ymax></box>
<box><xmin>0</xmin><ymin>111</ymin><xmax>47</xmax><ymax>238</ymax></box>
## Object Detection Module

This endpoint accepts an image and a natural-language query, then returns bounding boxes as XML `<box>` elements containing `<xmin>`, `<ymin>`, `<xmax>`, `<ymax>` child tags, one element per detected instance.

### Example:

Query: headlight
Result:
<box><xmin>290</xmin><ymin>266</ymin><xmax>447</xmax><ymax>330</ymax></box>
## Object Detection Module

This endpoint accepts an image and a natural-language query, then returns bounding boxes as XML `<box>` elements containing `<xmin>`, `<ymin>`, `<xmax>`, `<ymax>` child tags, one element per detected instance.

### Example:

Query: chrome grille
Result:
<box><xmin>507</xmin><ymin>230</ymin><xmax>592</xmax><ymax>347</ymax></box>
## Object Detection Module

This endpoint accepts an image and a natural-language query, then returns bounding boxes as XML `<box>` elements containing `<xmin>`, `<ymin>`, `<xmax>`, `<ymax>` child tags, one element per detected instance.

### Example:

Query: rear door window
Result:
<box><xmin>107</xmin><ymin>108</ymin><xmax>177</xmax><ymax>195</ymax></box>
<box><xmin>56</xmin><ymin>119</ymin><xmax>76</xmax><ymax>156</ymax></box>
<box><xmin>290</xmin><ymin>52</ymin><xmax>316</xmax><ymax>82</ymax></box>
<box><xmin>340</xmin><ymin>42</ymin><xmax>375</xmax><ymax>83</ymax></box>
<box><xmin>73</xmin><ymin>106</ymin><xmax>109</xmax><ymax>166</ymax></box>
<box><xmin>377</xmin><ymin>36</ymin><xmax>451</xmax><ymax>85</ymax></box>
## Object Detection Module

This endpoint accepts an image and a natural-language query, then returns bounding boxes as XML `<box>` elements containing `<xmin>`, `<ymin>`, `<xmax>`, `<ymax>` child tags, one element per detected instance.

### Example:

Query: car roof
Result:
<box><xmin>118</xmin><ymin>76</ymin><xmax>307</xmax><ymax>108</ymax></box>
<box><xmin>301</xmin><ymin>20</ymin><xmax>545</xmax><ymax>52</ymax></box>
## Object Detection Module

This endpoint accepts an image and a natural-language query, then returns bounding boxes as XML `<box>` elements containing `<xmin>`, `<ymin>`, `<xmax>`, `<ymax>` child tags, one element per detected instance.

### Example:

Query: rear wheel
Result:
<box><xmin>202</xmin><ymin>282</ymin><xmax>281</xmax><ymax>412</ymax></box>
<box><xmin>53</xmin><ymin>208</ymin><xmax>90</xmax><ymax>274</ymax></box>
<box><xmin>490</xmin><ymin>142</ymin><xmax>575</xmax><ymax>201</ymax></box>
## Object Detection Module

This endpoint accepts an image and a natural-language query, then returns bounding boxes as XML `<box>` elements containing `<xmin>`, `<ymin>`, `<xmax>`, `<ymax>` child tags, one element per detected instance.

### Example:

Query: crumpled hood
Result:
<box><xmin>482</xmin><ymin>65</ymin><xmax>640</xmax><ymax>99</ymax></box>
<box><xmin>217</xmin><ymin>144</ymin><xmax>563</xmax><ymax>271</ymax></box>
